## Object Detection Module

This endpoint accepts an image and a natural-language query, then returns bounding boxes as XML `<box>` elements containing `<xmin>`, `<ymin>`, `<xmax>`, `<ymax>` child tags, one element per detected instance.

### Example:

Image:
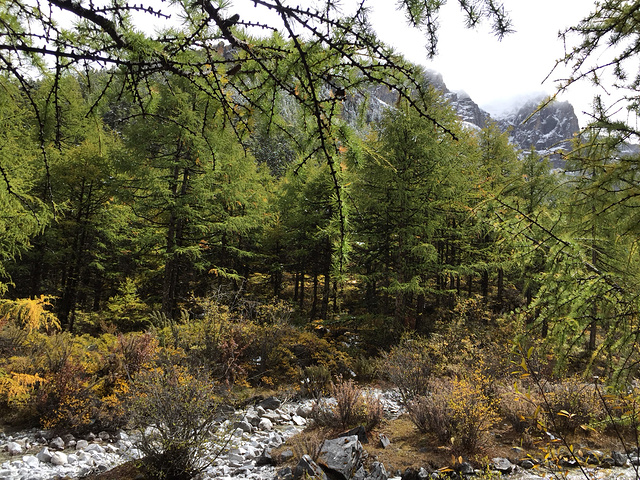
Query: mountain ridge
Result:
<box><xmin>423</xmin><ymin>70</ymin><xmax>580</xmax><ymax>166</ymax></box>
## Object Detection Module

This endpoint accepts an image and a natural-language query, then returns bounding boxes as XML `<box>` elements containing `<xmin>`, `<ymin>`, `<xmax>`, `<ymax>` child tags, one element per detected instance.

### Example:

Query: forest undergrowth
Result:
<box><xmin>0</xmin><ymin>286</ymin><xmax>637</xmax><ymax>480</ymax></box>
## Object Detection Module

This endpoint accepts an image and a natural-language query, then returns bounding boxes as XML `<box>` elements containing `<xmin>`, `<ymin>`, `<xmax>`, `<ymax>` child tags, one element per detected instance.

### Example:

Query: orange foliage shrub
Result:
<box><xmin>406</xmin><ymin>371</ymin><xmax>499</xmax><ymax>454</ymax></box>
<box><xmin>38</xmin><ymin>358</ymin><xmax>93</xmax><ymax>432</ymax></box>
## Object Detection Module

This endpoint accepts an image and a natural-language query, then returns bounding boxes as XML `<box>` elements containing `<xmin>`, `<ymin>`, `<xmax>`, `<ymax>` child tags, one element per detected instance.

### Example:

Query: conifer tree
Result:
<box><xmin>0</xmin><ymin>77</ymin><xmax>50</xmax><ymax>294</ymax></box>
<box><xmin>119</xmin><ymin>75</ymin><xmax>270</xmax><ymax>316</ymax></box>
<box><xmin>351</xmin><ymin>93</ymin><xmax>469</xmax><ymax>327</ymax></box>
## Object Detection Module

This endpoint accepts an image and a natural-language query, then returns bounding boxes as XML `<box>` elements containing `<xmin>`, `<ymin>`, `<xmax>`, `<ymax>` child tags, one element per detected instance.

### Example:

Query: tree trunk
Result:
<box><xmin>273</xmin><ymin>268</ymin><xmax>282</xmax><ymax>298</ymax></box>
<box><xmin>394</xmin><ymin>290</ymin><xmax>405</xmax><ymax>325</ymax></box>
<box><xmin>311</xmin><ymin>273</ymin><xmax>318</xmax><ymax>318</ymax></box>
<box><xmin>588</xmin><ymin>203</ymin><xmax>598</xmax><ymax>351</ymax></box>
<box><xmin>497</xmin><ymin>267</ymin><xmax>504</xmax><ymax>310</ymax></box>
<box><xmin>481</xmin><ymin>270</ymin><xmax>489</xmax><ymax>299</ymax></box>
<box><xmin>321</xmin><ymin>273</ymin><xmax>330</xmax><ymax>320</ymax></box>
<box><xmin>60</xmin><ymin>179</ymin><xmax>92</xmax><ymax>332</ymax></box>
<box><xmin>162</xmin><ymin>164</ymin><xmax>188</xmax><ymax>318</ymax></box>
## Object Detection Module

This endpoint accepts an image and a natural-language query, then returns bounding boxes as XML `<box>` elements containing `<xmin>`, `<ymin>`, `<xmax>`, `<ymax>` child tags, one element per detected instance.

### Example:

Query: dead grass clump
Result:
<box><xmin>405</xmin><ymin>374</ymin><xmax>499</xmax><ymax>454</ymax></box>
<box><xmin>497</xmin><ymin>382</ymin><xmax>541</xmax><ymax>434</ymax></box>
<box><xmin>543</xmin><ymin>377</ymin><xmax>605</xmax><ymax>435</ymax></box>
<box><xmin>310</xmin><ymin>377</ymin><xmax>384</xmax><ymax>430</ymax></box>
<box><xmin>285</xmin><ymin>427</ymin><xmax>327</xmax><ymax>463</ymax></box>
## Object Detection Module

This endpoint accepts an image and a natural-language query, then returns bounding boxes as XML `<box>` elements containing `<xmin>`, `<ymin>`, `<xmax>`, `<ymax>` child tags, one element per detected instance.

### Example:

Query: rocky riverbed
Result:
<box><xmin>0</xmin><ymin>389</ymin><xmax>638</xmax><ymax>480</ymax></box>
<box><xmin>0</xmin><ymin>397</ymin><xmax>311</xmax><ymax>479</ymax></box>
<box><xmin>0</xmin><ymin>389</ymin><xmax>403</xmax><ymax>479</ymax></box>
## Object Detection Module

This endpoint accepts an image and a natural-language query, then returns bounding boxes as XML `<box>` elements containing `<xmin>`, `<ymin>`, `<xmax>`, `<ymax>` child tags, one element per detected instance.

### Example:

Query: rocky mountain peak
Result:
<box><xmin>497</xmin><ymin>98</ymin><xmax>580</xmax><ymax>155</ymax></box>
<box><xmin>422</xmin><ymin>71</ymin><xmax>580</xmax><ymax>163</ymax></box>
<box><xmin>342</xmin><ymin>69</ymin><xmax>581</xmax><ymax>166</ymax></box>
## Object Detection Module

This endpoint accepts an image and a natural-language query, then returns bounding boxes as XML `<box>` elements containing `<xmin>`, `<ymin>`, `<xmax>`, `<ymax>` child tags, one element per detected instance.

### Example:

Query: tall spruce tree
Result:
<box><xmin>0</xmin><ymin>77</ymin><xmax>50</xmax><ymax>294</ymax></box>
<box><xmin>119</xmin><ymin>75</ymin><xmax>270</xmax><ymax>316</ymax></box>
<box><xmin>351</xmin><ymin>94</ymin><xmax>470</xmax><ymax>328</ymax></box>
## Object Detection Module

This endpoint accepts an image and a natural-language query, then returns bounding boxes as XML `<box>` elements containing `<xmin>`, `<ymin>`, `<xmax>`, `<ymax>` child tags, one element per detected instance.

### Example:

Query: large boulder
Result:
<box><xmin>612</xmin><ymin>450</ymin><xmax>628</xmax><ymax>467</ymax></box>
<box><xmin>5</xmin><ymin>442</ymin><xmax>22</xmax><ymax>456</ymax></box>
<box><xmin>49</xmin><ymin>436</ymin><xmax>65</xmax><ymax>450</ymax></box>
<box><xmin>51</xmin><ymin>451</ymin><xmax>68</xmax><ymax>466</ymax></box>
<box><xmin>258</xmin><ymin>396</ymin><xmax>281</xmax><ymax>410</ymax></box>
<box><xmin>317</xmin><ymin>435</ymin><xmax>363</xmax><ymax>480</ymax></box>
<box><xmin>294</xmin><ymin>454</ymin><xmax>328</xmax><ymax>480</ymax></box>
<box><xmin>367</xmin><ymin>461</ymin><xmax>388</xmax><ymax>480</ymax></box>
<box><xmin>491</xmin><ymin>457</ymin><xmax>515</xmax><ymax>474</ymax></box>
<box><xmin>36</xmin><ymin>447</ymin><xmax>52</xmax><ymax>463</ymax></box>
<box><xmin>339</xmin><ymin>426</ymin><xmax>368</xmax><ymax>444</ymax></box>
<box><xmin>401</xmin><ymin>467</ymin><xmax>429</xmax><ymax>480</ymax></box>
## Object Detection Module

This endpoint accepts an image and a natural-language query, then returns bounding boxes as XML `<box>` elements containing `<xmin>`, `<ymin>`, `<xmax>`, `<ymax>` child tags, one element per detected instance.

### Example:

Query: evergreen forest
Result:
<box><xmin>3</xmin><ymin>1</ymin><xmax>640</xmax><ymax>478</ymax></box>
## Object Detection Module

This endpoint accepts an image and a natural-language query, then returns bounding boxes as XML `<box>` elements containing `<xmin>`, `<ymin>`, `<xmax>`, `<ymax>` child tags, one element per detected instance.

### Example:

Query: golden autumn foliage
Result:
<box><xmin>0</xmin><ymin>371</ymin><xmax>44</xmax><ymax>407</ymax></box>
<box><xmin>0</xmin><ymin>295</ymin><xmax>60</xmax><ymax>333</ymax></box>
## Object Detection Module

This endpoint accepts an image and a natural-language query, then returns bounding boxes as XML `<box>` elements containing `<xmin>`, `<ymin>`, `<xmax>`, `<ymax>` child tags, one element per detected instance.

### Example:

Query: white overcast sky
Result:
<box><xmin>367</xmin><ymin>0</ymin><xmax>598</xmax><ymax>126</ymax></box>
<box><xmin>229</xmin><ymin>0</ymin><xmax>600</xmax><ymax>127</ymax></box>
<box><xmin>129</xmin><ymin>0</ymin><xmax>601</xmax><ymax>126</ymax></box>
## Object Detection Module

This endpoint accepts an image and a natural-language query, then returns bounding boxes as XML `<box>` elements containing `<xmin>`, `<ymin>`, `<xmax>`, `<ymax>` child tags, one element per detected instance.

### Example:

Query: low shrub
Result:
<box><xmin>406</xmin><ymin>373</ymin><xmax>499</xmax><ymax>454</ymax></box>
<box><xmin>127</xmin><ymin>363</ymin><xmax>227</xmax><ymax>480</ymax></box>
<box><xmin>541</xmin><ymin>376</ymin><xmax>605</xmax><ymax>435</ymax></box>
<box><xmin>379</xmin><ymin>333</ymin><xmax>434</xmax><ymax>404</ymax></box>
<box><xmin>331</xmin><ymin>376</ymin><xmax>361</xmax><ymax>429</ymax></box>
<box><xmin>310</xmin><ymin>377</ymin><xmax>384</xmax><ymax>430</ymax></box>
<box><xmin>253</xmin><ymin>324</ymin><xmax>352</xmax><ymax>387</ymax></box>
<box><xmin>37</xmin><ymin>358</ymin><xmax>93</xmax><ymax>432</ymax></box>
<box><xmin>300</xmin><ymin>364</ymin><xmax>332</xmax><ymax>400</ymax></box>
<box><xmin>497</xmin><ymin>382</ymin><xmax>540</xmax><ymax>434</ymax></box>
<box><xmin>406</xmin><ymin>378</ymin><xmax>451</xmax><ymax>439</ymax></box>
<box><xmin>449</xmin><ymin>373</ymin><xmax>500</xmax><ymax>452</ymax></box>
<box><xmin>351</xmin><ymin>355</ymin><xmax>378</xmax><ymax>382</ymax></box>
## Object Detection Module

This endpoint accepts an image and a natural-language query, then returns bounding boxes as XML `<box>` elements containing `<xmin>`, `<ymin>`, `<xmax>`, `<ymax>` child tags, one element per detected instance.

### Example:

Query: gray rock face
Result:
<box><xmin>444</xmin><ymin>90</ymin><xmax>490</xmax><ymax>129</ymax></box>
<box><xmin>458</xmin><ymin>462</ymin><xmax>475</xmax><ymax>475</ymax></box>
<box><xmin>22</xmin><ymin>454</ymin><xmax>39</xmax><ymax>468</ymax></box>
<box><xmin>49</xmin><ymin>437</ymin><xmax>65</xmax><ymax>450</ymax></box>
<box><xmin>296</xmin><ymin>403</ymin><xmax>313</xmax><ymax>418</ymax></box>
<box><xmin>519</xmin><ymin>459</ymin><xmax>535</xmax><ymax>469</ymax></box>
<box><xmin>421</xmin><ymin>71</ymin><xmax>580</xmax><ymax>161</ymax></box>
<box><xmin>35</xmin><ymin>447</ymin><xmax>51</xmax><ymax>463</ymax></box>
<box><xmin>235</xmin><ymin>419</ymin><xmax>253</xmax><ymax>433</ymax></box>
<box><xmin>612</xmin><ymin>450</ymin><xmax>628</xmax><ymax>467</ymax></box>
<box><xmin>292</xmin><ymin>414</ymin><xmax>306</xmax><ymax>426</ymax></box>
<box><xmin>339</xmin><ymin>425</ymin><xmax>368</xmax><ymax>444</ymax></box>
<box><xmin>5</xmin><ymin>442</ymin><xmax>22</xmax><ymax>456</ymax></box>
<box><xmin>75</xmin><ymin>439</ymin><xmax>89</xmax><ymax>450</ymax></box>
<box><xmin>50</xmin><ymin>451</ymin><xmax>67</xmax><ymax>466</ymax></box>
<box><xmin>294</xmin><ymin>454</ymin><xmax>328</xmax><ymax>480</ymax></box>
<box><xmin>258</xmin><ymin>417</ymin><xmax>274</xmax><ymax>431</ymax></box>
<box><xmin>317</xmin><ymin>435</ymin><xmax>363</xmax><ymax>480</ymax></box>
<box><xmin>498</xmin><ymin>98</ymin><xmax>580</xmax><ymax>165</ymax></box>
<box><xmin>255</xmin><ymin>447</ymin><xmax>275</xmax><ymax>466</ymax></box>
<box><xmin>258</xmin><ymin>396</ymin><xmax>282</xmax><ymax>410</ymax></box>
<box><xmin>401</xmin><ymin>466</ymin><xmax>430</xmax><ymax>480</ymax></box>
<box><xmin>368</xmin><ymin>461</ymin><xmax>388</xmax><ymax>480</ymax></box>
<box><xmin>347</xmin><ymin>69</ymin><xmax>580</xmax><ymax>169</ymax></box>
<box><xmin>491</xmin><ymin>457</ymin><xmax>515</xmax><ymax>473</ymax></box>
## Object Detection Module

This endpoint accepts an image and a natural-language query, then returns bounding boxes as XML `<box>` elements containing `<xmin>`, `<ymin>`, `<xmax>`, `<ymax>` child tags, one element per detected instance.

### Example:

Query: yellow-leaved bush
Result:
<box><xmin>0</xmin><ymin>296</ymin><xmax>60</xmax><ymax>333</ymax></box>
